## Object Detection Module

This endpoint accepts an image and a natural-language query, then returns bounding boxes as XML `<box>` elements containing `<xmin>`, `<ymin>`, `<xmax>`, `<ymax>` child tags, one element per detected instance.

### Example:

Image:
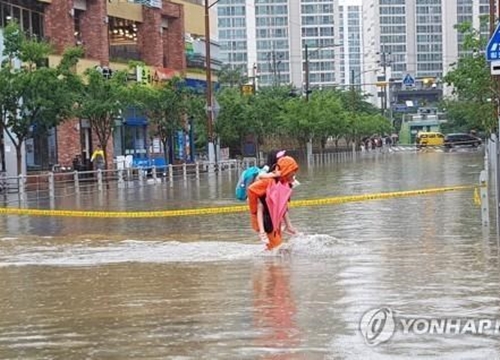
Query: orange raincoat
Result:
<box><xmin>247</xmin><ymin>156</ymin><xmax>299</xmax><ymax>250</ymax></box>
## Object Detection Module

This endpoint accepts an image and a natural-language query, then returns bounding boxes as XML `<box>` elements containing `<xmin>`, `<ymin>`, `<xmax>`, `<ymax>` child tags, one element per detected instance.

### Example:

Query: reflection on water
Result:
<box><xmin>1</xmin><ymin>151</ymin><xmax>500</xmax><ymax>359</ymax></box>
<box><xmin>252</xmin><ymin>260</ymin><xmax>301</xmax><ymax>359</ymax></box>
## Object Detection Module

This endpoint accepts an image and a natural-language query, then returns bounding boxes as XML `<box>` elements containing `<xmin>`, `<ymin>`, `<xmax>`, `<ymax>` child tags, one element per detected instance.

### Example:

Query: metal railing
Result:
<box><xmin>0</xmin><ymin>159</ymin><xmax>257</xmax><ymax>204</ymax></box>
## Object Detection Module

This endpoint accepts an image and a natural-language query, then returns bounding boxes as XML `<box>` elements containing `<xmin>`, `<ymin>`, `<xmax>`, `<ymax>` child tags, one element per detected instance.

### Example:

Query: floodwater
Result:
<box><xmin>0</xmin><ymin>150</ymin><xmax>497</xmax><ymax>359</ymax></box>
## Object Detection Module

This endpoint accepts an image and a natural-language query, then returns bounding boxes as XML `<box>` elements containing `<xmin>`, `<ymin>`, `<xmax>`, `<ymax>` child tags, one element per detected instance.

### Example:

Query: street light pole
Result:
<box><xmin>304</xmin><ymin>43</ymin><xmax>342</xmax><ymax>101</ymax></box>
<box><xmin>305</xmin><ymin>44</ymin><xmax>310</xmax><ymax>102</ymax></box>
<box><xmin>204</xmin><ymin>0</ymin><xmax>221</xmax><ymax>168</ymax></box>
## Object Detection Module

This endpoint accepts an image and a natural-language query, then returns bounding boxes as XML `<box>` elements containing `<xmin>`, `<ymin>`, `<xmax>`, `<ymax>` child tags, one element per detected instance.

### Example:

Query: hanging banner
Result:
<box><xmin>176</xmin><ymin>131</ymin><xmax>185</xmax><ymax>160</ymax></box>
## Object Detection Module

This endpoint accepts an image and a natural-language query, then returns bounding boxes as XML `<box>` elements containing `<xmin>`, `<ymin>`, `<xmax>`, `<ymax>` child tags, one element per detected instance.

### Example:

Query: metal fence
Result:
<box><xmin>0</xmin><ymin>159</ymin><xmax>258</xmax><ymax>205</ymax></box>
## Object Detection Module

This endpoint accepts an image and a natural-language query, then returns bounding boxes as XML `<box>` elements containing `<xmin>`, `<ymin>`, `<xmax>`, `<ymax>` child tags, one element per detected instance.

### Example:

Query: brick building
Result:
<box><xmin>0</xmin><ymin>0</ymin><xmax>215</xmax><ymax>174</ymax></box>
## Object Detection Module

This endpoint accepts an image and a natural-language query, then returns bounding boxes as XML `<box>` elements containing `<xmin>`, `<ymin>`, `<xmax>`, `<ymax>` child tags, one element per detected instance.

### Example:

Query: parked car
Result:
<box><xmin>444</xmin><ymin>133</ymin><xmax>482</xmax><ymax>148</ymax></box>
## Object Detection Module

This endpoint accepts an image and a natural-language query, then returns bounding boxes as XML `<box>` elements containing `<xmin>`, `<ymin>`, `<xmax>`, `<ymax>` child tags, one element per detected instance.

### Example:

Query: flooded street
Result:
<box><xmin>0</xmin><ymin>151</ymin><xmax>498</xmax><ymax>359</ymax></box>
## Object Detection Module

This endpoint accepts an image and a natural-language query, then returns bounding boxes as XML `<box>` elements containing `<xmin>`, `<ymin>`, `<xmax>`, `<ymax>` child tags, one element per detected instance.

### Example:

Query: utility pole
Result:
<box><xmin>304</xmin><ymin>44</ymin><xmax>341</xmax><ymax>101</ymax></box>
<box><xmin>305</xmin><ymin>44</ymin><xmax>310</xmax><ymax>102</ymax></box>
<box><xmin>204</xmin><ymin>0</ymin><xmax>221</xmax><ymax>169</ymax></box>
<box><xmin>272</xmin><ymin>50</ymin><xmax>277</xmax><ymax>87</ymax></box>
<box><xmin>350</xmin><ymin>68</ymin><xmax>357</xmax><ymax>154</ymax></box>
<box><xmin>378</xmin><ymin>50</ymin><xmax>390</xmax><ymax>116</ymax></box>
<box><xmin>382</xmin><ymin>51</ymin><xmax>387</xmax><ymax>115</ymax></box>
<box><xmin>350</xmin><ymin>69</ymin><xmax>355</xmax><ymax>91</ymax></box>
<box><xmin>251</xmin><ymin>63</ymin><xmax>257</xmax><ymax>91</ymax></box>
<box><xmin>489</xmin><ymin>0</ymin><xmax>500</xmax><ymax>236</ymax></box>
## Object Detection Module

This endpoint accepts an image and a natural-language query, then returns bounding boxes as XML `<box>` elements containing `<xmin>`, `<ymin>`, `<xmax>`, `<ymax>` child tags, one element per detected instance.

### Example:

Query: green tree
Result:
<box><xmin>443</xmin><ymin>19</ymin><xmax>496</xmax><ymax>133</ymax></box>
<box><xmin>215</xmin><ymin>85</ymin><xmax>291</xmax><ymax>156</ymax></box>
<box><xmin>0</xmin><ymin>21</ymin><xmax>82</xmax><ymax>175</ymax></box>
<box><xmin>279</xmin><ymin>97</ymin><xmax>314</xmax><ymax>148</ymax></box>
<box><xmin>214</xmin><ymin>87</ymin><xmax>249</xmax><ymax>152</ymax></box>
<box><xmin>247</xmin><ymin>86</ymin><xmax>293</xmax><ymax>146</ymax></box>
<box><xmin>216</xmin><ymin>64</ymin><xmax>248</xmax><ymax>88</ymax></box>
<box><xmin>131</xmin><ymin>77</ymin><xmax>190</xmax><ymax>165</ymax></box>
<box><xmin>185</xmin><ymin>90</ymin><xmax>206</xmax><ymax>155</ymax></box>
<box><xmin>278</xmin><ymin>91</ymin><xmax>343</xmax><ymax>150</ymax></box>
<box><xmin>355</xmin><ymin>114</ymin><xmax>392</xmax><ymax>141</ymax></box>
<box><xmin>76</xmin><ymin>67</ymin><xmax>129</xmax><ymax>169</ymax></box>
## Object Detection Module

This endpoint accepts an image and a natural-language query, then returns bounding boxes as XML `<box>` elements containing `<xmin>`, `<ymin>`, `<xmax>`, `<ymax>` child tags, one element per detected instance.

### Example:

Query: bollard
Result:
<box><xmin>17</xmin><ymin>175</ymin><xmax>24</xmax><ymax>202</ymax></box>
<box><xmin>169</xmin><ymin>164</ymin><xmax>174</xmax><ymax>186</ymax></box>
<box><xmin>195</xmin><ymin>162</ymin><xmax>200</xmax><ymax>180</ymax></box>
<box><xmin>97</xmin><ymin>169</ymin><xmax>103</xmax><ymax>192</ymax></box>
<box><xmin>480</xmin><ymin>170</ymin><xmax>489</xmax><ymax>227</ymax></box>
<box><xmin>138</xmin><ymin>168</ymin><xmax>144</xmax><ymax>186</ymax></box>
<box><xmin>74</xmin><ymin>171</ymin><xmax>80</xmax><ymax>194</ymax></box>
<box><xmin>183</xmin><ymin>163</ymin><xmax>187</xmax><ymax>182</ymax></box>
<box><xmin>48</xmin><ymin>172</ymin><xmax>55</xmax><ymax>199</ymax></box>
<box><xmin>118</xmin><ymin>169</ymin><xmax>125</xmax><ymax>189</ymax></box>
<box><xmin>485</xmin><ymin>141</ymin><xmax>489</xmax><ymax>174</ymax></box>
<box><xmin>152</xmin><ymin>166</ymin><xmax>157</xmax><ymax>183</ymax></box>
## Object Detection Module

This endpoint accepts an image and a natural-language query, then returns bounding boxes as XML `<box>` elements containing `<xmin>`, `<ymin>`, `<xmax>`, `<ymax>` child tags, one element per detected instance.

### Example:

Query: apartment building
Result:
<box><xmin>362</xmin><ymin>0</ymin><xmax>490</xmax><ymax>101</ymax></box>
<box><xmin>218</xmin><ymin>0</ymin><xmax>348</xmax><ymax>91</ymax></box>
<box><xmin>338</xmin><ymin>1</ymin><xmax>363</xmax><ymax>86</ymax></box>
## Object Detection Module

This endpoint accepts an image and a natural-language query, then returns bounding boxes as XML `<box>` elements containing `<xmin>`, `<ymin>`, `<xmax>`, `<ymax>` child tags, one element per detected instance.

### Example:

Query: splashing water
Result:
<box><xmin>0</xmin><ymin>233</ymin><xmax>354</xmax><ymax>267</ymax></box>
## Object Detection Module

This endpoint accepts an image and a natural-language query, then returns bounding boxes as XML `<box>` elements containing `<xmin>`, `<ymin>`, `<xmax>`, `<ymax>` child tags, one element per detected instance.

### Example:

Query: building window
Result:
<box><xmin>108</xmin><ymin>17</ymin><xmax>140</xmax><ymax>62</ymax></box>
<box><xmin>0</xmin><ymin>0</ymin><xmax>44</xmax><ymax>39</ymax></box>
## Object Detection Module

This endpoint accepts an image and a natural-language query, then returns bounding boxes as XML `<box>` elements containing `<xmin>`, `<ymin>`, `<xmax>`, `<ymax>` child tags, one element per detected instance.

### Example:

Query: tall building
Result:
<box><xmin>218</xmin><ymin>0</ymin><xmax>347</xmax><ymax>91</ymax></box>
<box><xmin>363</xmin><ymin>0</ymin><xmax>490</xmax><ymax>93</ymax></box>
<box><xmin>338</xmin><ymin>1</ymin><xmax>363</xmax><ymax>86</ymax></box>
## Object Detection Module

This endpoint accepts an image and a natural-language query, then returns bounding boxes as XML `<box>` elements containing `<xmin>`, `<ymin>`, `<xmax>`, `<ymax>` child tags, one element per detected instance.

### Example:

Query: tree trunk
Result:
<box><xmin>102</xmin><ymin>144</ymin><xmax>108</xmax><ymax>170</ymax></box>
<box><xmin>15</xmin><ymin>143</ymin><xmax>22</xmax><ymax>176</ymax></box>
<box><xmin>320</xmin><ymin>137</ymin><xmax>327</xmax><ymax>153</ymax></box>
<box><xmin>162</xmin><ymin>139</ymin><xmax>168</xmax><ymax>168</ymax></box>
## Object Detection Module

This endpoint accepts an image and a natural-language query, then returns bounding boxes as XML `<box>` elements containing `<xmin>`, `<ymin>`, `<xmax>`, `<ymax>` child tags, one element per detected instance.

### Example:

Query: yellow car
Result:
<box><xmin>416</xmin><ymin>131</ymin><xmax>444</xmax><ymax>148</ymax></box>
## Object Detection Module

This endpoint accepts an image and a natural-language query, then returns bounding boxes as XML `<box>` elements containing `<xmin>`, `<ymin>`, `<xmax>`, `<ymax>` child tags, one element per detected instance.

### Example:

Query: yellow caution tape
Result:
<box><xmin>0</xmin><ymin>184</ymin><xmax>482</xmax><ymax>218</ymax></box>
<box><xmin>474</xmin><ymin>187</ymin><xmax>481</xmax><ymax>206</ymax></box>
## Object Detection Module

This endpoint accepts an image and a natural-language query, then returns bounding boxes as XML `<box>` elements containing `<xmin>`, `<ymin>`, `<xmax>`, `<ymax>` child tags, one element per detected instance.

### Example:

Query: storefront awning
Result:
<box><xmin>153</xmin><ymin>67</ymin><xmax>179</xmax><ymax>81</ymax></box>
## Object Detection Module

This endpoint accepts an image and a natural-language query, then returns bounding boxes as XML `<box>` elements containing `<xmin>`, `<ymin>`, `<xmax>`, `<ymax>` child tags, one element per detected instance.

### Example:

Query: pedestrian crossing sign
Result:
<box><xmin>402</xmin><ymin>74</ymin><xmax>415</xmax><ymax>87</ymax></box>
<box><xmin>486</xmin><ymin>22</ymin><xmax>500</xmax><ymax>62</ymax></box>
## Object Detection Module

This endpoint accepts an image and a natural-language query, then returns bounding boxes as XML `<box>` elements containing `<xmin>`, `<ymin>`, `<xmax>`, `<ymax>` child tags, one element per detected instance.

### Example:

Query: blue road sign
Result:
<box><xmin>486</xmin><ymin>22</ymin><xmax>500</xmax><ymax>61</ymax></box>
<box><xmin>393</xmin><ymin>104</ymin><xmax>408</xmax><ymax>113</ymax></box>
<box><xmin>403</xmin><ymin>74</ymin><xmax>415</xmax><ymax>86</ymax></box>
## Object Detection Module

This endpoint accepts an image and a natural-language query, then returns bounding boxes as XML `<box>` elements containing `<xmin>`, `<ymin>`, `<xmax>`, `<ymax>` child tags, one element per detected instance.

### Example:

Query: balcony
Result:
<box><xmin>185</xmin><ymin>34</ymin><xmax>222</xmax><ymax>72</ymax></box>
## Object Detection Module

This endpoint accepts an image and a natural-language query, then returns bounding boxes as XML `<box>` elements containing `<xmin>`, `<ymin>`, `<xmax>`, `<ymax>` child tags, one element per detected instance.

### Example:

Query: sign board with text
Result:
<box><xmin>486</xmin><ymin>22</ymin><xmax>500</xmax><ymax>62</ymax></box>
<box><xmin>133</xmin><ymin>0</ymin><xmax>162</xmax><ymax>9</ymax></box>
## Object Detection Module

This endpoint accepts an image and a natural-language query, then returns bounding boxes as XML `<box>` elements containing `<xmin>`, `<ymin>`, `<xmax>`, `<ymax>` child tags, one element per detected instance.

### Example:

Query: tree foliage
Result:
<box><xmin>0</xmin><ymin>21</ymin><xmax>81</xmax><ymax>175</ymax></box>
<box><xmin>75</xmin><ymin>68</ymin><xmax>129</xmax><ymax>168</ymax></box>
<box><xmin>214</xmin><ymin>85</ymin><xmax>391</xmax><ymax>154</ymax></box>
<box><xmin>216</xmin><ymin>64</ymin><xmax>248</xmax><ymax>88</ymax></box>
<box><xmin>443</xmin><ymin>20</ymin><xmax>496</xmax><ymax>133</ymax></box>
<box><xmin>131</xmin><ymin>77</ymin><xmax>200</xmax><ymax>164</ymax></box>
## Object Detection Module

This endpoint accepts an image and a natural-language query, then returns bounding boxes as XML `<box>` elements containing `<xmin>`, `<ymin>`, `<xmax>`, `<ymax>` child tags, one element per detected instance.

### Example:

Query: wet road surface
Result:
<box><xmin>0</xmin><ymin>150</ymin><xmax>497</xmax><ymax>359</ymax></box>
